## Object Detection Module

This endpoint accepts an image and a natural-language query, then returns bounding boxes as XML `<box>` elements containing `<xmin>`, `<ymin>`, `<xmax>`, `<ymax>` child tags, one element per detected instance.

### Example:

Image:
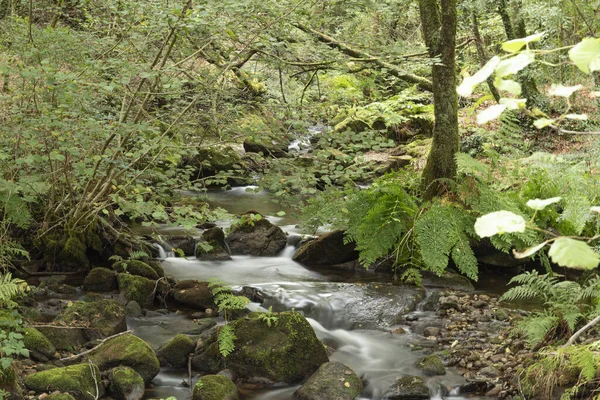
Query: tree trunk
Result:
<box><xmin>472</xmin><ymin>13</ymin><xmax>500</xmax><ymax>102</ymax></box>
<box><xmin>418</xmin><ymin>0</ymin><xmax>459</xmax><ymax>199</ymax></box>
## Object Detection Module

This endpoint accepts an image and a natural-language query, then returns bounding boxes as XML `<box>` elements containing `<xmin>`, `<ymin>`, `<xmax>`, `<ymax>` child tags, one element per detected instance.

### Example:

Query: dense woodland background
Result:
<box><xmin>3</xmin><ymin>0</ymin><xmax>600</xmax><ymax>398</ymax></box>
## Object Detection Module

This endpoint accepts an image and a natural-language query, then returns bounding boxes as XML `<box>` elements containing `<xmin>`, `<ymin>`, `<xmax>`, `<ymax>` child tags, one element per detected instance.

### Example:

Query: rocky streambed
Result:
<box><xmin>6</xmin><ymin>188</ymin><xmax>533</xmax><ymax>400</ymax></box>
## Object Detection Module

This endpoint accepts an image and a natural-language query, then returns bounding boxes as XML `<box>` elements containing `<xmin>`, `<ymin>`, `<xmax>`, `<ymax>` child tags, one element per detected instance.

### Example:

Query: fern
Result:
<box><xmin>0</xmin><ymin>273</ymin><xmax>29</xmax><ymax>309</ymax></box>
<box><xmin>413</xmin><ymin>203</ymin><xmax>478</xmax><ymax>280</ymax></box>
<box><xmin>217</xmin><ymin>325</ymin><xmax>236</xmax><ymax>358</ymax></box>
<box><xmin>129</xmin><ymin>251</ymin><xmax>149</xmax><ymax>260</ymax></box>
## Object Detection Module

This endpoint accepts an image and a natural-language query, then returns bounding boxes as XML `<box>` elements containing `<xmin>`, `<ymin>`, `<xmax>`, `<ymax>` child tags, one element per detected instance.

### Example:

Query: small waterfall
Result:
<box><xmin>279</xmin><ymin>245</ymin><xmax>297</xmax><ymax>259</ymax></box>
<box><xmin>152</xmin><ymin>242</ymin><xmax>175</xmax><ymax>259</ymax></box>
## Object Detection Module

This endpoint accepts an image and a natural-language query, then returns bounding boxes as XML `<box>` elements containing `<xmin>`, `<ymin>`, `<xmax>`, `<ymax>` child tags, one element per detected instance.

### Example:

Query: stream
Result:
<box><xmin>131</xmin><ymin>186</ymin><xmax>491</xmax><ymax>400</ymax></box>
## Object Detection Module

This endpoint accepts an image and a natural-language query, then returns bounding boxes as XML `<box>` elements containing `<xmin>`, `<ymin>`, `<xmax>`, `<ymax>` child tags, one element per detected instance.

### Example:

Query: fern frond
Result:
<box><xmin>217</xmin><ymin>325</ymin><xmax>236</xmax><ymax>358</ymax></box>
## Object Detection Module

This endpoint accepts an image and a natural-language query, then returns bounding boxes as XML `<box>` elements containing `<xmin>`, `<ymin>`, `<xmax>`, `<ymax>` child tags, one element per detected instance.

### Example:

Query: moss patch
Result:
<box><xmin>83</xmin><ymin>268</ymin><xmax>117</xmax><ymax>291</ymax></box>
<box><xmin>88</xmin><ymin>333</ymin><xmax>159</xmax><ymax>383</ymax></box>
<box><xmin>24</xmin><ymin>363</ymin><xmax>104</xmax><ymax>400</ymax></box>
<box><xmin>23</xmin><ymin>327</ymin><xmax>56</xmax><ymax>361</ymax></box>
<box><xmin>156</xmin><ymin>334</ymin><xmax>195</xmax><ymax>368</ymax></box>
<box><xmin>192</xmin><ymin>375</ymin><xmax>238</xmax><ymax>400</ymax></box>
<box><xmin>109</xmin><ymin>366</ymin><xmax>145</xmax><ymax>400</ymax></box>
<box><xmin>117</xmin><ymin>273</ymin><xmax>155</xmax><ymax>309</ymax></box>
<box><xmin>417</xmin><ymin>355</ymin><xmax>446</xmax><ymax>376</ymax></box>
<box><xmin>56</xmin><ymin>299</ymin><xmax>126</xmax><ymax>337</ymax></box>
<box><xmin>112</xmin><ymin>260</ymin><xmax>159</xmax><ymax>280</ymax></box>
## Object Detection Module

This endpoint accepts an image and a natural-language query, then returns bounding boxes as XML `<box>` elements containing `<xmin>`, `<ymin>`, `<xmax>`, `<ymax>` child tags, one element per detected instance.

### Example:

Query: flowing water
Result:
<box><xmin>131</xmin><ymin>186</ymin><xmax>490</xmax><ymax>399</ymax></box>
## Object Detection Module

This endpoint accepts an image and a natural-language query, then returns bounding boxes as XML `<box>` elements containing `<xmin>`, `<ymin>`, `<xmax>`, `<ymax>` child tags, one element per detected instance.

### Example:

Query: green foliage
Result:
<box><xmin>501</xmin><ymin>271</ymin><xmax>600</xmax><ymax>348</ymax></box>
<box><xmin>209</xmin><ymin>280</ymin><xmax>249</xmax><ymax>358</ymax></box>
<box><xmin>0</xmin><ymin>273</ymin><xmax>29</xmax><ymax>309</ymax></box>
<box><xmin>258</xmin><ymin>306</ymin><xmax>279</xmax><ymax>328</ymax></box>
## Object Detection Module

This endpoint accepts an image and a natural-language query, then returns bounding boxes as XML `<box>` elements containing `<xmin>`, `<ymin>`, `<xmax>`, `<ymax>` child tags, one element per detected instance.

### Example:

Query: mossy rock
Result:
<box><xmin>56</xmin><ymin>299</ymin><xmax>127</xmax><ymax>337</ymax></box>
<box><xmin>60</xmin><ymin>236</ymin><xmax>89</xmax><ymax>268</ymax></box>
<box><xmin>192</xmin><ymin>375</ymin><xmax>239</xmax><ymax>400</ymax></box>
<box><xmin>24</xmin><ymin>363</ymin><xmax>105</xmax><ymax>400</ymax></box>
<box><xmin>88</xmin><ymin>333</ymin><xmax>160</xmax><ymax>383</ymax></box>
<box><xmin>292</xmin><ymin>230</ymin><xmax>359</xmax><ymax>267</ymax></box>
<box><xmin>108</xmin><ymin>366</ymin><xmax>145</xmax><ymax>400</ymax></box>
<box><xmin>156</xmin><ymin>334</ymin><xmax>195</xmax><ymax>368</ymax></box>
<box><xmin>382</xmin><ymin>376</ymin><xmax>430</xmax><ymax>400</ymax></box>
<box><xmin>417</xmin><ymin>355</ymin><xmax>446</xmax><ymax>376</ymax></box>
<box><xmin>34</xmin><ymin>326</ymin><xmax>89</xmax><ymax>351</ymax></box>
<box><xmin>170</xmin><ymin>280</ymin><xmax>215</xmax><ymax>310</ymax></box>
<box><xmin>83</xmin><ymin>267</ymin><xmax>118</xmax><ymax>292</ymax></box>
<box><xmin>46</xmin><ymin>394</ymin><xmax>77</xmax><ymax>400</ymax></box>
<box><xmin>197</xmin><ymin>228</ymin><xmax>231</xmax><ymax>261</ymax></box>
<box><xmin>294</xmin><ymin>361</ymin><xmax>362</xmax><ymax>400</ymax></box>
<box><xmin>192</xmin><ymin>312</ymin><xmax>328</xmax><ymax>384</ymax></box>
<box><xmin>23</xmin><ymin>327</ymin><xmax>56</xmax><ymax>362</ymax></box>
<box><xmin>225</xmin><ymin>218</ymin><xmax>287</xmax><ymax>257</ymax></box>
<box><xmin>112</xmin><ymin>260</ymin><xmax>159</xmax><ymax>280</ymax></box>
<box><xmin>117</xmin><ymin>274</ymin><xmax>155</xmax><ymax>309</ymax></box>
<box><xmin>146</xmin><ymin>260</ymin><xmax>165</xmax><ymax>278</ymax></box>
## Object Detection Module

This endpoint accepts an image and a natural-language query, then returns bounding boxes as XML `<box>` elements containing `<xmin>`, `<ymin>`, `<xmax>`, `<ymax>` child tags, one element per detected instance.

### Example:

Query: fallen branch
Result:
<box><xmin>294</xmin><ymin>22</ymin><xmax>433</xmax><ymax>92</ymax></box>
<box><xmin>59</xmin><ymin>330</ymin><xmax>133</xmax><ymax>361</ymax></box>
<box><xmin>564</xmin><ymin>315</ymin><xmax>600</xmax><ymax>347</ymax></box>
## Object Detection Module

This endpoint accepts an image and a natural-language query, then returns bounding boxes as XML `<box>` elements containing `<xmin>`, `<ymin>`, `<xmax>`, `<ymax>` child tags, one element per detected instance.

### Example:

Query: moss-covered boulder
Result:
<box><xmin>146</xmin><ymin>260</ymin><xmax>165</xmax><ymax>278</ymax></box>
<box><xmin>417</xmin><ymin>355</ymin><xmax>446</xmax><ymax>376</ymax></box>
<box><xmin>192</xmin><ymin>312</ymin><xmax>328</xmax><ymax>384</ymax></box>
<box><xmin>192</xmin><ymin>375</ymin><xmax>239</xmax><ymax>400</ymax></box>
<box><xmin>294</xmin><ymin>361</ymin><xmax>362</xmax><ymax>400</ymax></box>
<box><xmin>381</xmin><ymin>376</ymin><xmax>430</xmax><ymax>400</ymax></box>
<box><xmin>83</xmin><ymin>267</ymin><xmax>117</xmax><ymax>291</ymax></box>
<box><xmin>292</xmin><ymin>231</ymin><xmax>359</xmax><ymax>267</ymax></box>
<box><xmin>23</xmin><ymin>327</ymin><xmax>56</xmax><ymax>362</ymax></box>
<box><xmin>57</xmin><ymin>299</ymin><xmax>127</xmax><ymax>338</ymax></box>
<box><xmin>185</xmin><ymin>145</ymin><xmax>245</xmax><ymax>184</ymax></box>
<box><xmin>197</xmin><ymin>227</ymin><xmax>231</xmax><ymax>261</ymax></box>
<box><xmin>243</xmin><ymin>136</ymin><xmax>288</xmax><ymax>158</ymax></box>
<box><xmin>170</xmin><ymin>280</ymin><xmax>214</xmax><ymax>310</ymax></box>
<box><xmin>112</xmin><ymin>260</ymin><xmax>159</xmax><ymax>280</ymax></box>
<box><xmin>225</xmin><ymin>217</ymin><xmax>287</xmax><ymax>257</ymax></box>
<box><xmin>117</xmin><ymin>274</ymin><xmax>155</xmax><ymax>309</ymax></box>
<box><xmin>108</xmin><ymin>366</ymin><xmax>145</xmax><ymax>400</ymax></box>
<box><xmin>88</xmin><ymin>333</ymin><xmax>160</xmax><ymax>383</ymax></box>
<box><xmin>24</xmin><ymin>363</ymin><xmax>105</xmax><ymax>400</ymax></box>
<box><xmin>33</xmin><ymin>326</ymin><xmax>89</xmax><ymax>351</ymax></box>
<box><xmin>156</xmin><ymin>334</ymin><xmax>195</xmax><ymax>368</ymax></box>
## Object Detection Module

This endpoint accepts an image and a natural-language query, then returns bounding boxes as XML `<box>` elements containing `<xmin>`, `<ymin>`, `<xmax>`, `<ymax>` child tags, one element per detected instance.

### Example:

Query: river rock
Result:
<box><xmin>192</xmin><ymin>312</ymin><xmax>328</xmax><ymax>384</ymax></box>
<box><xmin>382</xmin><ymin>376</ymin><xmax>430</xmax><ymax>400</ymax></box>
<box><xmin>46</xmin><ymin>394</ymin><xmax>77</xmax><ymax>400</ymax></box>
<box><xmin>417</xmin><ymin>355</ymin><xmax>446</xmax><ymax>376</ymax></box>
<box><xmin>225</xmin><ymin>217</ymin><xmax>287</xmax><ymax>256</ymax></box>
<box><xmin>83</xmin><ymin>268</ymin><xmax>117</xmax><ymax>291</ymax></box>
<box><xmin>156</xmin><ymin>334</ymin><xmax>195</xmax><ymax>367</ymax></box>
<box><xmin>117</xmin><ymin>274</ymin><xmax>155</xmax><ymax>309</ymax></box>
<box><xmin>420</xmin><ymin>271</ymin><xmax>474</xmax><ymax>292</ymax></box>
<box><xmin>57</xmin><ymin>299</ymin><xmax>127</xmax><ymax>337</ymax></box>
<box><xmin>163</xmin><ymin>235</ymin><xmax>197</xmax><ymax>256</ymax></box>
<box><xmin>125</xmin><ymin>301</ymin><xmax>142</xmax><ymax>317</ymax></box>
<box><xmin>108</xmin><ymin>366</ymin><xmax>145</xmax><ymax>400</ymax></box>
<box><xmin>192</xmin><ymin>374</ymin><xmax>239</xmax><ymax>400</ymax></box>
<box><xmin>292</xmin><ymin>231</ymin><xmax>358</xmax><ymax>267</ymax></box>
<box><xmin>23</xmin><ymin>327</ymin><xmax>56</xmax><ymax>362</ymax></box>
<box><xmin>243</xmin><ymin>136</ymin><xmax>288</xmax><ymax>158</ymax></box>
<box><xmin>88</xmin><ymin>333</ymin><xmax>160</xmax><ymax>383</ymax></box>
<box><xmin>170</xmin><ymin>280</ymin><xmax>215</xmax><ymax>310</ymax></box>
<box><xmin>146</xmin><ymin>260</ymin><xmax>165</xmax><ymax>277</ymax></box>
<box><xmin>186</xmin><ymin>145</ymin><xmax>244</xmax><ymax>181</ymax></box>
<box><xmin>112</xmin><ymin>260</ymin><xmax>159</xmax><ymax>280</ymax></box>
<box><xmin>196</xmin><ymin>227</ymin><xmax>231</xmax><ymax>261</ymax></box>
<box><xmin>24</xmin><ymin>363</ymin><xmax>105</xmax><ymax>400</ymax></box>
<box><xmin>294</xmin><ymin>361</ymin><xmax>362</xmax><ymax>400</ymax></box>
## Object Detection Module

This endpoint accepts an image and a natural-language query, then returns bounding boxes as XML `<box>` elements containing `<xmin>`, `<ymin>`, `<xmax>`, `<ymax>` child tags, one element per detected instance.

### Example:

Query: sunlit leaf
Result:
<box><xmin>499</xmin><ymin>98</ymin><xmax>527</xmax><ymax>110</ymax></box>
<box><xmin>502</xmin><ymin>32</ymin><xmax>545</xmax><ymax>53</ymax></box>
<box><xmin>526</xmin><ymin>197</ymin><xmax>561</xmax><ymax>210</ymax></box>
<box><xmin>457</xmin><ymin>56</ymin><xmax>500</xmax><ymax>97</ymax></box>
<box><xmin>474</xmin><ymin>211</ymin><xmax>527</xmax><ymax>238</ymax></box>
<box><xmin>569</xmin><ymin>38</ymin><xmax>600</xmax><ymax>74</ymax></box>
<box><xmin>548</xmin><ymin>238</ymin><xmax>600</xmax><ymax>270</ymax></box>
<box><xmin>548</xmin><ymin>84</ymin><xmax>582</xmax><ymax>97</ymax></box>
<box><xmin>590</xmin><ymin>206</ymin><xmax>600</xmax><ymax>214</ymax></box>
<box><xmin>533</xmin><ymin>118</ymin><xmax>555</xmax><ymax>129</ymax></box>
<box><xmin>496</xmin><ymin>51</ymin><xmax>535</xmax><ymax>77</ymax></box>
<box><xmin>513</xmin><ymin>242</ymin><xmax>549</xmax><ymax>259</ymax></box>
<box><xmin>565</xmin><ymin>113</ymin><xmax>588</xmax><ymax>120</ymax></box>
<box><xmin>494</xmin><ymin>78</ymin><xmax>522</xmax><ymax>95</ymax></box>
<box><xmin>477</xmin><ymin>104</ymin><xmax>507</xmax><ymax>124</ymax></box>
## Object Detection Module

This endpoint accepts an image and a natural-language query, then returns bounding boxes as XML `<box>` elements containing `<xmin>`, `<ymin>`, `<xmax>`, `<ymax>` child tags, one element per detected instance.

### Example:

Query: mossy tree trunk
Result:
<box><xmin>418</xmin><ymin>0</ymin><xmax>459</xmax><ymax>199</ymax></box>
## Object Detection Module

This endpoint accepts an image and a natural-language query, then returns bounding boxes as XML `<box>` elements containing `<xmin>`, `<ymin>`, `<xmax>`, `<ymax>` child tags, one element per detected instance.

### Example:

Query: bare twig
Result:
<box><xmin>59</xmin><ymin>330</ymin><xmax>133</xmax><ymax>361</ymax></box>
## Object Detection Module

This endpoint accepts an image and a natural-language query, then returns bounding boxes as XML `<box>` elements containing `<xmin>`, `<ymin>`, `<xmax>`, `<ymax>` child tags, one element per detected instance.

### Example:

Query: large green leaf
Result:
<box><xmin>547</xmin><ymin>238</ymin><xmax>600</xmax><ymax>270</ymax></box>
<box><xmin>526</xmin><ymin>197</ymin><xmax>561</xmax><ymax>211</ymax></box>
<box><xmin>457</xmin><ymin>56</ymin><xmax>500</xmax><ymax>97</ymax></box>
<box><xmin>474</xmin><ymin>211</ymin><xmax>527</xmax><ymax>238</ymax></box>
<box><xmin>477</xmin><ymin>104</ymin><xmax>507</xmax><ymax>125</ymax></box>
<box><xmin>569</xmin><ymin>38</ymin><xmax>600</xmax><ymax>74</ymax></box>
<box><xmin>502</xmin><ymin>32</ymin><xmax>545</xmax><ymax>53</ymax></box>
<box><xmin>495</xmin><ymin>51</ymin><xmax>535</xmax><ymax>77</ymax></box>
